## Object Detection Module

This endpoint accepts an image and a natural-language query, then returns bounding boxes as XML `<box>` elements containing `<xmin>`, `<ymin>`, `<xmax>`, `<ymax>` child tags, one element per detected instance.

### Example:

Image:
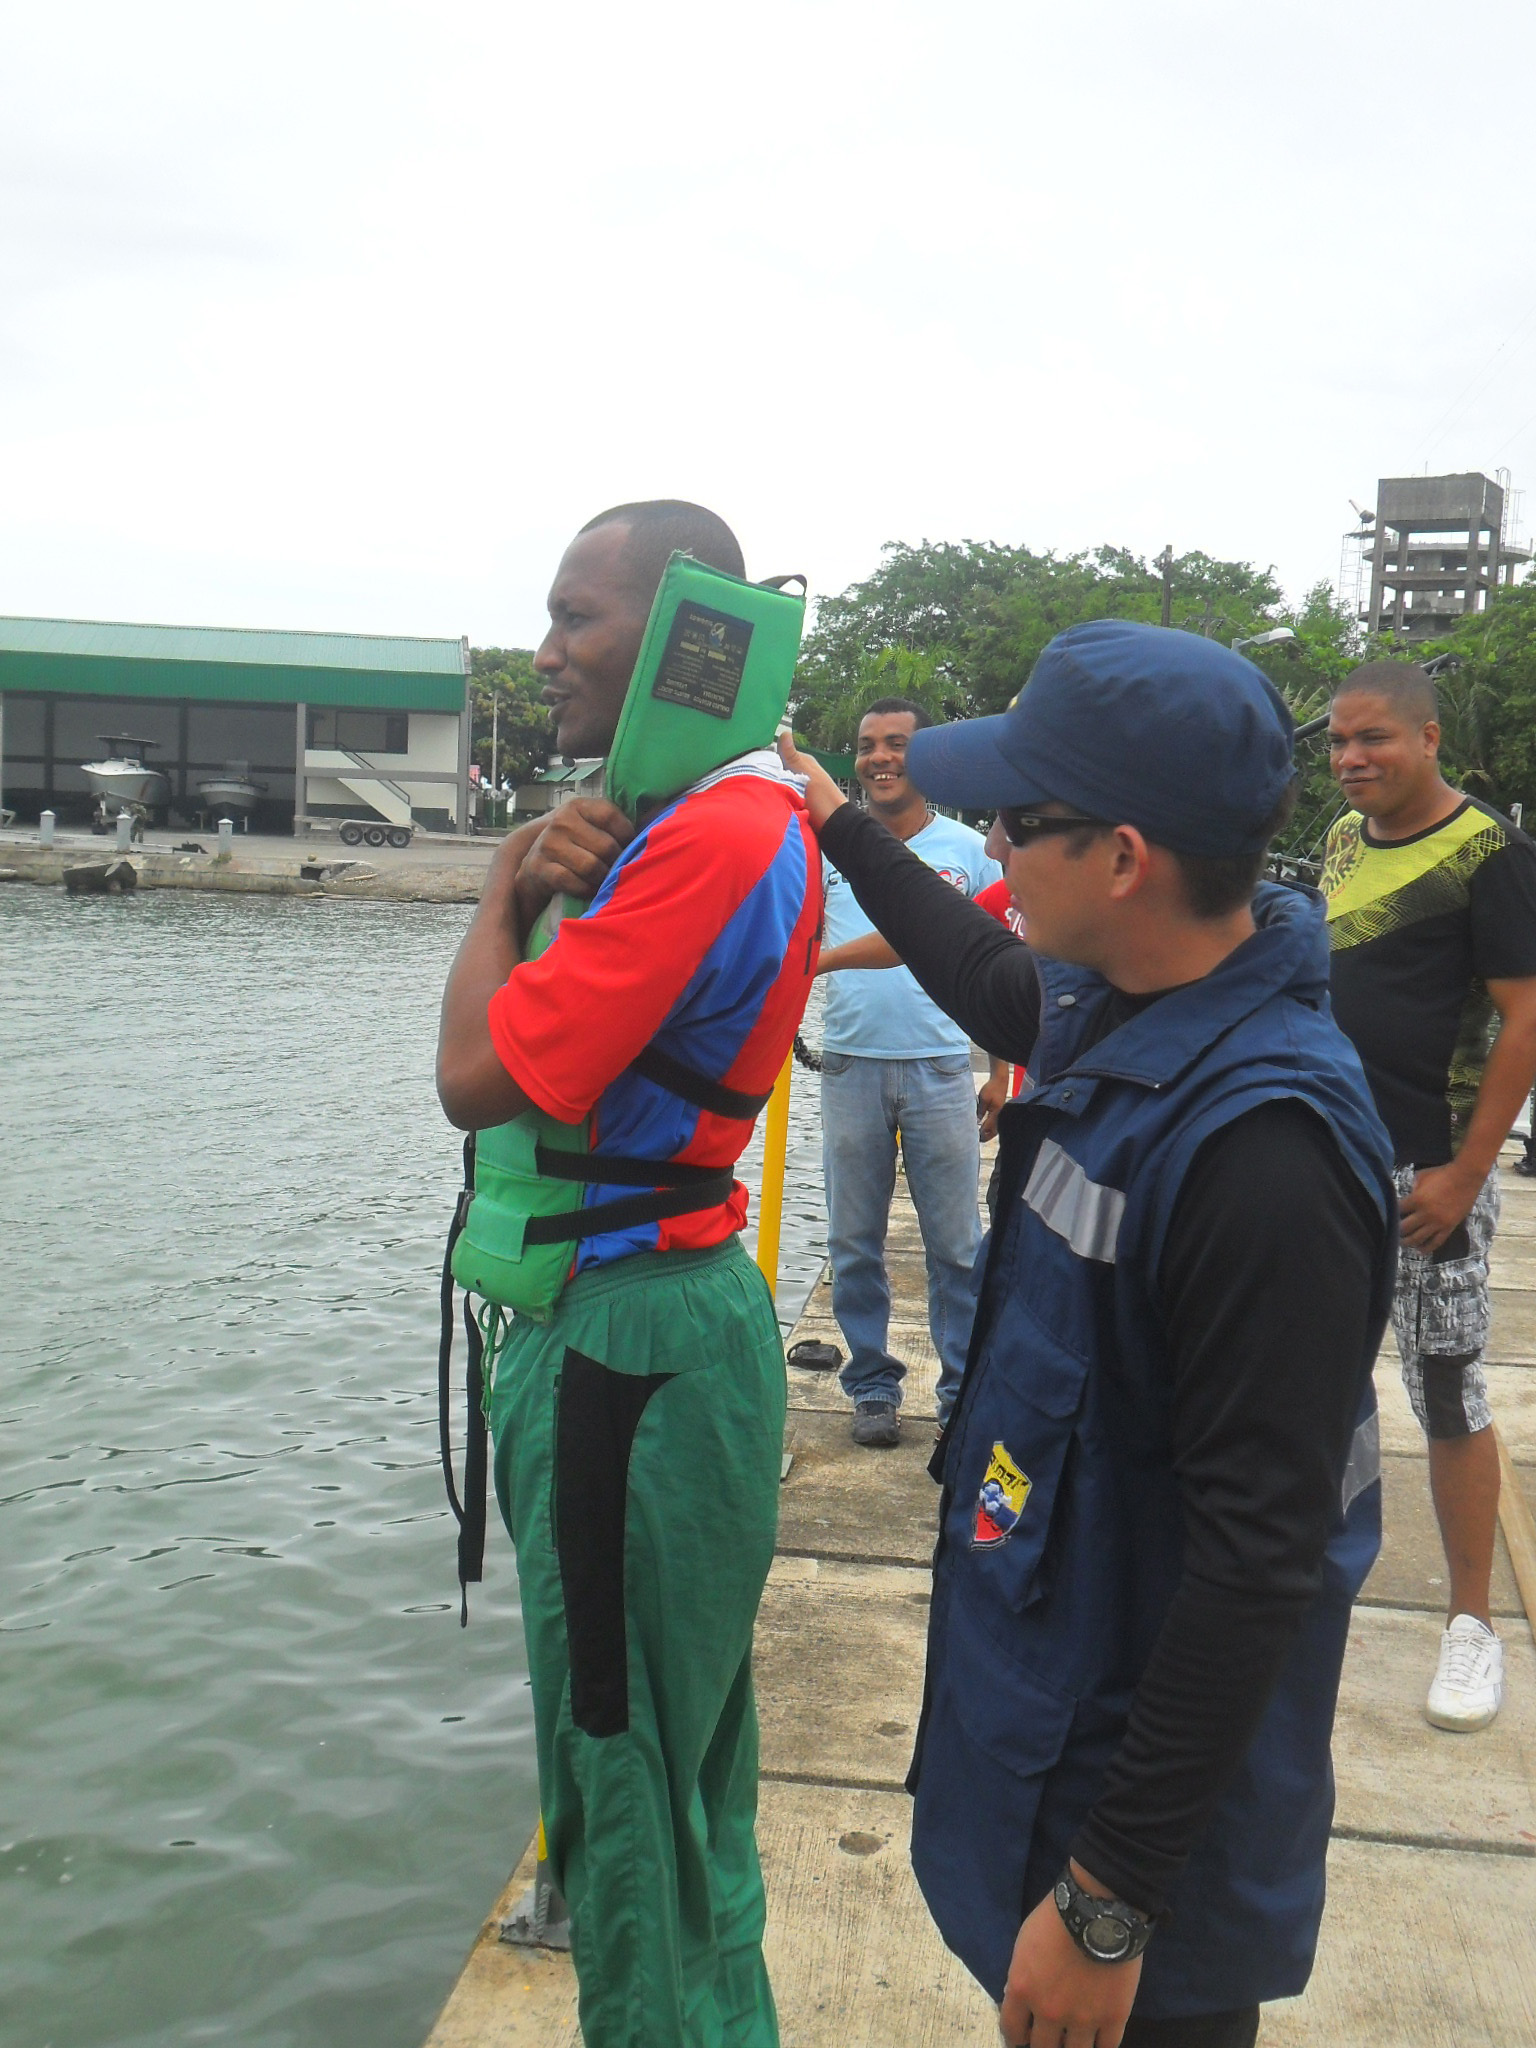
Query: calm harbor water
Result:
<box><xmin>0</xmin><ymin>886</ymin><xmax>829</xmax><ymax>2048</ymax></box>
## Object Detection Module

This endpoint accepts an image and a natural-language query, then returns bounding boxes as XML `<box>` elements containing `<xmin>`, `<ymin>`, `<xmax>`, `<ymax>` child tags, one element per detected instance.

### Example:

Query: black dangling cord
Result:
<box><xmin>438</xmin><ymin>1133</ymin><xmax>488</xmax><ymax>1627</ymax></box>
<box><xmin>438</xmin><ymin>1160</ymin><xmax>469</xmax><ymax>1528</ymax></box>
<box><xmin>457</xmin><ymin>1286</ymin><xmax>488</xmax><ymax>1627</ymax></box>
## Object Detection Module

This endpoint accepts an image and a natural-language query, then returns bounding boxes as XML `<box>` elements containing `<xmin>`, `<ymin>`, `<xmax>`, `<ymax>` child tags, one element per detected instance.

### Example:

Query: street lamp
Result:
<box><xmin>1231</xmin><ymin>627</ymin><xmax>1297</xmax><ymax>654</ymax></box>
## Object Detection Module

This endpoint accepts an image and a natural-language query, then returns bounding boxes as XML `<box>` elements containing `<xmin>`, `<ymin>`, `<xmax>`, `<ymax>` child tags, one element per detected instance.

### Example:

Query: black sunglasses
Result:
<box><xmin>997</xmin><ymin>807</ymin><xmax>1113</xmax><ymax>847</ymax></box>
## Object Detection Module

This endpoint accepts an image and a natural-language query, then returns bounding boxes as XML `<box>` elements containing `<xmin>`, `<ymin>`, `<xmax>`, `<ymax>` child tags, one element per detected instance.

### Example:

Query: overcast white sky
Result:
<box><xmin>3</xmin><ymin>1</ymin><xmax>1534</xmax><ymax>650</ymax></box>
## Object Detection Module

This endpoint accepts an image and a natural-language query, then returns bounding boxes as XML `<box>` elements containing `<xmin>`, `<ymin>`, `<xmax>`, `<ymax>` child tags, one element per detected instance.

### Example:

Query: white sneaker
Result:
<box><xmin>1425</xmin><ymin>1614</ymin><xmax>1504</xmax><ymax>1731</ymax></box>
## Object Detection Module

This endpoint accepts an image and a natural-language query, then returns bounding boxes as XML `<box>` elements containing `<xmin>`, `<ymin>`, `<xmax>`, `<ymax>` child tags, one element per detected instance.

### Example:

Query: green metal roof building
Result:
<box><xmin>0</xmin><ymin>614</ymin><xmax>472</xmax><ymax>833</ymax></box>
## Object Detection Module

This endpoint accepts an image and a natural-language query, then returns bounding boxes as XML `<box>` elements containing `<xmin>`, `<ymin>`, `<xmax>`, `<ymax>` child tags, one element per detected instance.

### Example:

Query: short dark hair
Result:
<box><xmin>1167</xmin><ymin>781</ymin><xmax>1300</xmax><ymax>919</ymax></box>
<box><xmin>1332</xmin><ymin>659</ymin><xmax>1438</xmax><ymax>727</ymax></box>
<box><xmin>859</xmin><ymin>696</ymin><xmax>932</xmax><ymax>729</ymax></box>
<box><xmin>579</xmin><ymin>499</ymin><xmax>745</xmax><ymax>599</ymax></box>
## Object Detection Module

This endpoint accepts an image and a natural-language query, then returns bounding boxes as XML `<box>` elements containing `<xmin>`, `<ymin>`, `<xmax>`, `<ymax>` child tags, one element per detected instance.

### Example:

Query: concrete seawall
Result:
<box><xmin>424</xmin><ymin>1143</ymin><xmax>1536</xmax><ymax>2047</ymax></box>
<box><xmin>0</xmin><ymin>828</ymin><xmax>493</xmax><ymax>904</ymax></box>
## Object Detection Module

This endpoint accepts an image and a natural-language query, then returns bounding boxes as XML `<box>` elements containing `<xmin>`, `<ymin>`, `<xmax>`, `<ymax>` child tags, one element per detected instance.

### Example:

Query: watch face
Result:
<box><xmin>1086</xmin><ymin>1913</ymin><xmax>1131</xmax><ymax>1961</ymax></box>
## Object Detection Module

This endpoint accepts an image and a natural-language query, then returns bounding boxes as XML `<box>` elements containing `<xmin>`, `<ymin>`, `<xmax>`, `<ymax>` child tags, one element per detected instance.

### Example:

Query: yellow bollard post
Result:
<box><xmin>754</xmin><ymin>1051</ymin><xmax>794</xmax><ymax>1301</ymax></box>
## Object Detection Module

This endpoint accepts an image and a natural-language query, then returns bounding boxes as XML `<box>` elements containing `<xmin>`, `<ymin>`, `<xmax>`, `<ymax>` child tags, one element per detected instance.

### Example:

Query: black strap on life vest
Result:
<box><xmin>438</xmin><ymin>1043</ymin><xmax>771</xmax><ymax>1619</ymax></box>
<box><xmin>522</xmin><ymin>1143</ymin><xmax>734</xmax><ymax>1245</ymax></box>
<box><xmin>532</xmin><ymin>1146</ymin><xmax>731</xmax><ymax>1190</ymax></box>
<box><xmin>513</xmin><ymin>1044</ymin><xmax>768</xmax><ymax>1242</ymax></box>
<box><xmin>627</xmin><ymin>1044</ymin><xmax>773</xmax><ymax>1121</ymax></box>
<box><xmin>438</xmin><ymin>1132</ymin><xmax>488</xmax><ymax>1627</ymax></box>
<box><xmin>521</xmin><ymin>1163</ymin><xmax>737</xmax><ymax>1244</ymax></box>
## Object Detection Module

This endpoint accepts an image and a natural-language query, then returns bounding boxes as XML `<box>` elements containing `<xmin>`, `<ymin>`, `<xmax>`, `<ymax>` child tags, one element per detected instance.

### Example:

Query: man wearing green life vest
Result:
<box><xmin>437</xmin><ymin>501</ymin><xmax>820</xmax><ymax>2048</ymax></box>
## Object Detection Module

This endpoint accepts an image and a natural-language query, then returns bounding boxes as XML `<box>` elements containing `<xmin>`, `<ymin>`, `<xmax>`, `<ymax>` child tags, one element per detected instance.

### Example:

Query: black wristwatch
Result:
<box><xmin>1053</xmin><ymin>1867</ymin><xmax>1154</xmax><ymax>1964</ymax></box>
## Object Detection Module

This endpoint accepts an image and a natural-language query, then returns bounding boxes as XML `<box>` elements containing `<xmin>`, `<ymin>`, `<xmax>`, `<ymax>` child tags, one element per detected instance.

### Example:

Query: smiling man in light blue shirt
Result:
<box><xmin>816</xmin><ymin>696</ymin><xmax>1001</xmax><ymax>1443</ymax></box>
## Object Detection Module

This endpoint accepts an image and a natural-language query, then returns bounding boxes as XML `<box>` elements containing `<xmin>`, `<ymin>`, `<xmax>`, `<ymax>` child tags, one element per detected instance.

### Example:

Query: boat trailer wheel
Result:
<box><xmin>364</xmin><ymin>825</ymin><xmax>388</xmax><ymax>848</ymax></box>
<box><xmin>387</xmin><ymin>825</ymin><xmax>413</xmax><ymax>849</ymax></box>
<box><xmin>339</xmin><ymin>821</ymin><xmax>365</xmax><ymax>847</ymax></box>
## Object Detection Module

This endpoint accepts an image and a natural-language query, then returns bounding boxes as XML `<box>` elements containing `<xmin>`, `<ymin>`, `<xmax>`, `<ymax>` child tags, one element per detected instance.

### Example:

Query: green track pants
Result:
<box><xmin>489</xmin><ymin>1239</ymin><xmax>785</xmax><ymax>2048</ymax></box>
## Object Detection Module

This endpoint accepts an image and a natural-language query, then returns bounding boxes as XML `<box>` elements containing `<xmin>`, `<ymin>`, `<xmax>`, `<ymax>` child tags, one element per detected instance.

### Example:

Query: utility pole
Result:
<box><xmin>1157</xmin><ymin>543</ymin><xmax>1174</xmax><ymax>629</ymax></box>
<box><xmin>491</xmin><ymin>692</ymin><xmax>499</xmax><ymax>818</ymax></box>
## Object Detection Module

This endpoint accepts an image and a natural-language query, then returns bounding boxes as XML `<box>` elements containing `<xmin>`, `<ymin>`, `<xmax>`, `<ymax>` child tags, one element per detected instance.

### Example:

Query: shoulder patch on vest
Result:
<box><xmin>973</xmin><ymin>1441</ymin><xmax>1032</xmax><ymax>1547</ymax></box>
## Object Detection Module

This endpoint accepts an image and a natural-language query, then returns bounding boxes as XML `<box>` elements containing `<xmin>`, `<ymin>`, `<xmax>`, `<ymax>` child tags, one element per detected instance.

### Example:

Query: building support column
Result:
<box><xmin>457</xmin><ymin>637</ymin><xmax>472</xmax><ymax>837</ymax></box>
<box><xmin>1392</xmin><ymin>524</ymin><xmax>1409</xmax><ymax>636</ymax></box>
<box><xmin>1366</xmin><ymin>521</ymin><xmax>1387</xmax><ymax>635</ymax></box>
<box><xmin>1466</xmin><ymin>480</ymin><xmax>1485</xmax><ymax>620</ymax></box>
<box><xmin>177</xmin><ymin>700</ymin><xmax>191</xmax><ymax>820</ymax></box>
<box><xmin>294</xmin><ymin>701</ymin><xmax>308</xmax><ymax>836</ymax></box>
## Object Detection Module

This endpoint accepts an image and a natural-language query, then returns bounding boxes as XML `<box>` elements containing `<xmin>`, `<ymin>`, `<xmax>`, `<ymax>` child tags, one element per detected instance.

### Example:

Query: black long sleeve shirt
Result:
<box><xmin>820</xmin><ymin>804</ymin><xmax>1383</xmax><ymax>1919</ymax></box>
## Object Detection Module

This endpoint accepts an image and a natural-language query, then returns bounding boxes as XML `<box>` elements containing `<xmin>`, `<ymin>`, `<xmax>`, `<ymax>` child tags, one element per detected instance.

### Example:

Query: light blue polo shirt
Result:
<box><xmin>821</xmin><ymin>814</ymin><xmax>1000</xmax><ymax>1058</ymax></box>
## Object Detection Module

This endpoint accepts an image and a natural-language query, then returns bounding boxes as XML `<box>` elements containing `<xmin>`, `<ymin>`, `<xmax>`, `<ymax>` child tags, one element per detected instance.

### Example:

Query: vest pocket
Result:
<box><xmin>910</xmin><ymin>1588</ymin><xmax>1079</xmax><ymax>1999</ymax></box>
<box><xmin>945</xmin><ymin>1293</ymin><xmax>1088</xmax><ymax>1614</ymax></box>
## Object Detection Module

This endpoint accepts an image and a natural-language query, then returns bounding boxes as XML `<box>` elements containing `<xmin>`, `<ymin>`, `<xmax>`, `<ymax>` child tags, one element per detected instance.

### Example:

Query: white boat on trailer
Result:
<box><xmin>80</xmin><ymin>735</ymin><xmax>171</xmax><ymax>825</ymax></box>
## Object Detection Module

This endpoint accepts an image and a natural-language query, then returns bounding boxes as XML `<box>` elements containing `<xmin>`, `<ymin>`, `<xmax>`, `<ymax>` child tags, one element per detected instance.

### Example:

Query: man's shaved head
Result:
<box><xmin>579</xmin><ymin>499</ymin><xmax>745</xmax><ymax>601</ymax></box>
<box><xmin>1333</xmin><ymin>659</ymin><xmax>1439</xmax><ymax>727</ymax></box>
<box><xmin>535</xmin><ymin>501</ymin><xmax>745</xmax><ymax>758</ymax></box>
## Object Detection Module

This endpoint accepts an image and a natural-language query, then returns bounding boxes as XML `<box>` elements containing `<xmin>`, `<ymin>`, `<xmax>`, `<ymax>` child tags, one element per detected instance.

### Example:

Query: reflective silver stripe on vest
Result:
<box><xmin>1340</xmin><ymin>1408</ymin><xmax>1381</xmax><ymax>1516</ymax></box>
<box><xmin>1022</xmin><ymin>1139</ymin><xmax>1125</xmax><ymax>1263</ymax></box>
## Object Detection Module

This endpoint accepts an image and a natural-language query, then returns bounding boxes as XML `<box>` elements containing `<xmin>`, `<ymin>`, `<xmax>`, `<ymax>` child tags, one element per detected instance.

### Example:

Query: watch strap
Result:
<box><xmin>1052</xmin><ymin>1867</ymin><xmax>1153</xmax><ymax>1964</ymax></box>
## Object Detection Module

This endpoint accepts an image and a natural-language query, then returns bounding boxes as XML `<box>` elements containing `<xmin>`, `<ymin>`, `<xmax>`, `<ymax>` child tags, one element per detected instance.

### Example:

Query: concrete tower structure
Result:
<box><xmin>1363</xmin><ymin>472</ymin><xmax>1529</xmax><ymax>643</ymax></box>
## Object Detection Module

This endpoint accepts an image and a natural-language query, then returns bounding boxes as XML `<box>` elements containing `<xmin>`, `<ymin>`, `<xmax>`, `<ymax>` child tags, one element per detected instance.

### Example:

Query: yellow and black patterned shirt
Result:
<box><xmin>1322</xmin><ymin>796</ymin><xmax>1536</xmax><ymax>1165</ymax></box>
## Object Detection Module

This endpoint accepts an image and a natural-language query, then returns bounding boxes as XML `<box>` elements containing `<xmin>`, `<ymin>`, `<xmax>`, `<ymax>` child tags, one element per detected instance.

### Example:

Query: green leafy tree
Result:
<box><xmin>793</xmin><ymin>537</ymin><xmax>1341</xmax><ymax>747</ymax></box>
<box><xmin>470</xmin><ymin>647</ymin><xmax>551</xmax><ymax>789</ymax></box>
<box><xmin>1300</xmin><ymin>582</ymin><xmax>1536</xmax><ymax>822</ymax></box>
<box><xmin>791</xmin><ymin>541</ymin><xmax>1030</xmax><ymax>749</ymax></box>
<box><xmin>1267</xmin><ymin>581</ymin><xmax>1368</xmax><ymax>866</ymax></box>
<box><xmin>1244</xmin><ymin>580</ymin><xmax>1536</xmax><ymax>860</ymax></box>
<box><xmin>1437</xmin><ymin>582</ymin><xmax>1536</xmax><ymax>812</ymax></box>
<box><xmin>789</xmin><ymin>537</ymin><xmax>1411</xmax><ymax>867</ymax></box>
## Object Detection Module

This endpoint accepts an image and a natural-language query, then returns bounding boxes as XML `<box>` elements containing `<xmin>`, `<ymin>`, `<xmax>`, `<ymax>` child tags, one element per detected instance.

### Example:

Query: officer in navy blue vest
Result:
<box><xmin>780</xmin><ymin>622</ymin><xmax>1397</xmax><ymax>2048</ymax></box>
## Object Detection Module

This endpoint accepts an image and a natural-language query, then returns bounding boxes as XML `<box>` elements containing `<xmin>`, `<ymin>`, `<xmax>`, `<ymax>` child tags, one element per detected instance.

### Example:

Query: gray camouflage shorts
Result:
<box><xmin>1391</xmin><ymin>1163</ymin><xmax>1499</xmax><ymax>1440</ymax></box>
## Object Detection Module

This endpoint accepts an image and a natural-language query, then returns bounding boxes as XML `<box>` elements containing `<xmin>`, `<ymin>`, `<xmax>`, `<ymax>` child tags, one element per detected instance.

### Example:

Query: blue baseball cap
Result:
<box><xmin>907</xmin><ymin>620</ymin><xmax>1295</xmax><ymax>859</ymax></box>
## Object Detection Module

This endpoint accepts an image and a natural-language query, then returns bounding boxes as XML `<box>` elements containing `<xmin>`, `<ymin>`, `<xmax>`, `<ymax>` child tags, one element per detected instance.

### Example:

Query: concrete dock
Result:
<box><xmin>0</xmin><ymin>823</ymin><xmax>497</xmax><ymax>902</ymax></box>
<box><xmin>425</xmin><ymin>1144</ymin><xmax>1536</xmax><ymax>2047</ymax></box>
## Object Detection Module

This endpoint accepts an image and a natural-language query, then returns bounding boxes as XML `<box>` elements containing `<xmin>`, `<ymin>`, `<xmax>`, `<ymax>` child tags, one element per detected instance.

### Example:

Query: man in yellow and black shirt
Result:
<box><xmin>1325</xmin><ymin>660</ymin><xmax>1536</xmax><ymax>1734</ymax></box>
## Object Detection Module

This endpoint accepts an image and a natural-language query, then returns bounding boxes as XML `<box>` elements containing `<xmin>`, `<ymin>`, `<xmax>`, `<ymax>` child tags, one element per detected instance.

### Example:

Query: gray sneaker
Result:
<box><xmin>852</xmin><ymin>1400</ymin><xmax>901</xmax><ymax>1448</ymax></box>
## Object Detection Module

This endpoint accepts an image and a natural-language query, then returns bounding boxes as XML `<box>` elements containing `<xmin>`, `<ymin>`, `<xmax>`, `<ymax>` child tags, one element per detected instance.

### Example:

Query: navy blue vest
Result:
<box><xmin>908</xmin><ymin>885</ymin><xmax>1395</xmax><ymax>2017</ymax></box>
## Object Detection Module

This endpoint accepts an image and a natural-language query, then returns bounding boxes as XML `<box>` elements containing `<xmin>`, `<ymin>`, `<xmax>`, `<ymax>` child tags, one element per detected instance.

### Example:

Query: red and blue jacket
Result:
<box><xmin>487</xmin><ymin>760</ymin><xmax>820</xmax><ymax>1275</ymax></box>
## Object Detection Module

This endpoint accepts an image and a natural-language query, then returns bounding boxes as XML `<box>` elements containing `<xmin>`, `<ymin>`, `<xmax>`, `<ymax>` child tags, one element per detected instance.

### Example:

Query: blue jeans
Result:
<box><xmin>821</xmin><ymin>1052</ymin><xmax>983</xmax><ymax>1421</ymax></box>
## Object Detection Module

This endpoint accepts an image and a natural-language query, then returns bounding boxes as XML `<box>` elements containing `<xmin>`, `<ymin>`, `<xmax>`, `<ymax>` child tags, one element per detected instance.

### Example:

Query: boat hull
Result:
<box><xmin>82</xmin><ymin>765</ymin><xmax>171</xmax><ymax>808</ymax></box>
<box><xmin>195</xmin><ymin>779</ymin><xmax>263</xmax><ymax>816</ymax></box>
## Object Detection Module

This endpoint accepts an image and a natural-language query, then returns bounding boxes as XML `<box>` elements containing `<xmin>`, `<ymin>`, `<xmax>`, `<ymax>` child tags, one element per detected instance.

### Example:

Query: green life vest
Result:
<box><xmin>449</xmin><ymin>552</ymin><xmax>807</xmax><ymax>1326</ymax></box>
